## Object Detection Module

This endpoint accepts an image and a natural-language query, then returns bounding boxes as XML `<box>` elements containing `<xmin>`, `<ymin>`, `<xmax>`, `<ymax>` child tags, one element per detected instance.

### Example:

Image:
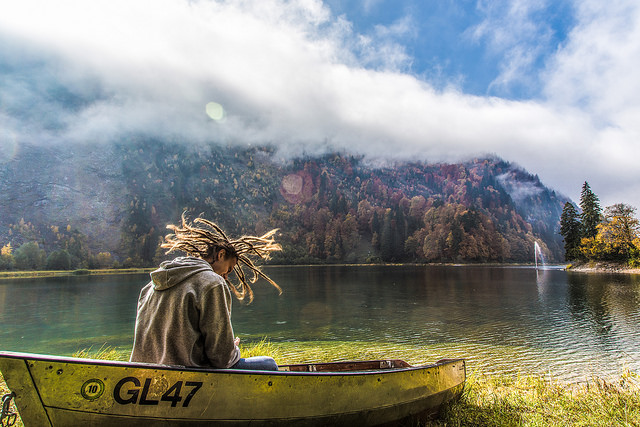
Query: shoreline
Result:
<box><xmin>566</xmin><ymin>261</ymin><xmax>640</xmax><ymax>275</ymax></box>
<box><xmin>0</xmin><ymin>268</ymin><xmax>154</xmax><ymax>280</ymax></box>
<box><xmin>3</xmin><ymin>342</ymin><xmax>638</xmax><ymax>426</ymax></box>
<box><xmin>1</xmin><ymin>261</ymin><xmax>639</xmax><ymax>280</ymax></box>
<box><xmin>0</xmin><ymin>263</ymin><xmax>531</xmax><ymax>280</ymax></box>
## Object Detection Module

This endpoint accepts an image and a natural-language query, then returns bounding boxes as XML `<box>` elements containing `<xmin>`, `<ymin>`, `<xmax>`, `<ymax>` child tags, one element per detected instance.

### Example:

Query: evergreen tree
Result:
<box><xmin>579</xmin><ymin>182</ymin><xmax>602</xmax><ymax>239</ymax></box>
<box><xmin>46</xmin><ymin>249</ymin><xmax>72</xmax><ymax>270</ymax></box>
<box><xmin>0</xmin><ymin>253</ymin><xmax>15</xmax><ymax>271</ymax></box>
<box><xmin>14</xmin><ymin>242</ymin><xmax>46</xmax><ymax>271</ymax></box>
<box><xmin>380</xmin><ymin>209</ymin><xmax>394</xmax><ymax>261</ymax></box>
<box><xmin>371</xmin><ymin>210</ymin><xmax>381</xmax><ymax>250</ymax></box>
<box><xmin>559</xmin><ymin>202</ymin><xmax>581</xmax><ymax>260</ymax></box>
<box><xmin>318</xmin><ymin>170</ymin><xmax>329</xmax><ymax>204</ymax></box>
<box><xmin>371</xmin><ymin>211</ymin><xmax>381</xmax><ymax>235</ymax></box>
<box><xmin>392</xmin><ymin>205</ymin><xmax>407</xmax><ymax>260</ymax></box>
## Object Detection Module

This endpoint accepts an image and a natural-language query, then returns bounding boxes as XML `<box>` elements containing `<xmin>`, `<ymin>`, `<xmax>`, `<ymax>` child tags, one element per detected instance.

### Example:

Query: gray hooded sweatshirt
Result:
<box><xmin>130</xmin><ymin>256</ymin><xmax>241</xmax><ymax>368</ymax></box>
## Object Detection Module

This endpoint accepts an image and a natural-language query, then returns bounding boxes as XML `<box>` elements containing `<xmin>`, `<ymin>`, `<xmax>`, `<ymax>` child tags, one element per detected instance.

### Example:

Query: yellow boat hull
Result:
<box><xmin>0</xmin><ymin>352</ymin><xmax>465</xmax><ymax>426</ymax></box>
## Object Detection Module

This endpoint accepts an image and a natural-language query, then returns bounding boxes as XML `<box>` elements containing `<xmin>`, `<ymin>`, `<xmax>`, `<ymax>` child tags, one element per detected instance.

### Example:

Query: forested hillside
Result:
<box><xmin>0</xmin><ymin>140</ymin><xmax>568</xmax><ymax>270</ymax></box>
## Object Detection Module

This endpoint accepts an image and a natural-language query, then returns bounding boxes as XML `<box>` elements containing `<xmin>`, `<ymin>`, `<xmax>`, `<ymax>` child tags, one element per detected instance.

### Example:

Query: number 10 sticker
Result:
<box><xmin>81</xmin><ymin>379</ymin><xmax>105</xmax><ymax>400</ymax></box>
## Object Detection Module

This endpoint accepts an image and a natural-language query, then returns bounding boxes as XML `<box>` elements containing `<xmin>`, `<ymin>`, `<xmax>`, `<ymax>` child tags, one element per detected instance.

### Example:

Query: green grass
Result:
<box><xmin>2</xmin><ymin>341</ymin><xmax>639</xmax><ymax>426</ymax></box>
<box><xmin>0</xmin><ymin>371</ymin><xmax>24</xmax><ymax>427</ymax></box>
<box><xmin>72</xmin><ymin>344</ymin><xmax>130</xmax><ymax>361</ymax></box>
<box><xmin>0</xmin><ymin>268</ymin><xmax>153</xmax><ymax>280</ymax></box>
<box><xmin>430</xmin><ymin>369</ymin><xmax>640</xmax><ymax>426</ymax></box>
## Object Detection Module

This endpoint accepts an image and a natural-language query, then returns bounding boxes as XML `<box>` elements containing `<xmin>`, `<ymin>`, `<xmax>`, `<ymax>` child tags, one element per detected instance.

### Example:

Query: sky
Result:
<box><xmin>1</xmin><ymin>0</ymin><xmax>639</xmax><ymax>210</ymax></box>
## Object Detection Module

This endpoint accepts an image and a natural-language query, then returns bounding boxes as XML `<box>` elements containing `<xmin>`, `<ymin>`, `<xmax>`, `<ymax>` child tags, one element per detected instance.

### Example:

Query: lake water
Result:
<box><xmin>1</xmin><ymin>265</ymin><xmax>639</xmax><ymax>382</ymax></box>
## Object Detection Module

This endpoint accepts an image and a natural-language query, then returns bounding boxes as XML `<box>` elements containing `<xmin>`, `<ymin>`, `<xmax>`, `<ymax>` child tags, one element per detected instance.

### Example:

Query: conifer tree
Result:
<box><xmin>380</xmin><ymin>209</ymin><xmax>394</xmax><ymax>261</ymax></box>
<box><xmin>579</xmin><ymin>181</ymin><xmax>602</xmax><ymax>239</ymax></box>
<box><xmin>371</xmin><ymin>210</ymin><xmax>381</xmax><ymax>250</ymax></box>
<box><xmin>559</xmin><ymin>202</ymin><xmax>581</xmax><ymax>260</ymax></box>
<box><xmin>393</xmin><ymin>205</ymin><xmax>407</xmax><ymax>260</ymax></box>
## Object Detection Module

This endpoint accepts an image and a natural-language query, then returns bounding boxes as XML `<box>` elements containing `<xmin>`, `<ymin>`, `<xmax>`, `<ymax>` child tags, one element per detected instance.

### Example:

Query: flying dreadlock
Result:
<box><xmin>161</xmin><ymin>213</ymin><xmax>282</xmax><ymax>303</ymax></box>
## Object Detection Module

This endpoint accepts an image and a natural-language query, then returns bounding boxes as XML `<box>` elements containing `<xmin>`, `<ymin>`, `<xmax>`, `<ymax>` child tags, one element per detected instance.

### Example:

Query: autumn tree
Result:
<box><xmin>0</xmin><ymin>243</ymin><xmax>15</xmax><ymax>270</ymax></box>
<box><xmin>407</xmin><ymin>195</ymin><xmax>427</xmax><ymax>232</ymax></box>
<box><xmin>422</xmin><ymin>204</ymin><xmax>511</xmax><ymax>262</ymax></box>
<box><xmin>340</xmin><ymin>213</ymin><xmax>359</xmax><ymax>255</ymax></box>
<box><xmin>356</xmin><ymin>200</ymin><xmax>374</xmax><ymax>232</ymax></box>
<box><xmin>595</xmin><ymin>204</ymin><xmax>640</xmax><ymax>261</ymax></box>
<box><xmin>323</xmin><ymin>218</ymin><xmax>343</xmax><ymax>261</ymax></box>
<box><xmin>95</xmin><ymin>252</ymin><xmax>115</xmax><ymax>269</ymax></box>
<box><xmin>403</xmin><ymin>235</ymin><xmax>420</xmax><ymax>260</ymax></box>
<box><xmin>422</xmin><ymin>204</ymin><xmax>452</xmax><ymax>262</ymax></box>
<box><xmin>559</xmin><ymin>202</ymin><xmax>582</xmax><ymax>260</ymax></box>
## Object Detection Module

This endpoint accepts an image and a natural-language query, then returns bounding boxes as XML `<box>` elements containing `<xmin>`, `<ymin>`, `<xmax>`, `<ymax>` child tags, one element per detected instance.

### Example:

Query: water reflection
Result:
<box><xmin>567</xmin><ymin>273</ymin><xmax>640</xmax><ymax>355</ymax></box>
<box><xmin>0</xmin><ymin>275</ymin><xmax>143</xmax><ymax>354</ymax></box>
<box><xmin>241</xmin><ymin>265</ymin><xmax>640</xmax><ymax>380</ymax></box>
<box><xmin>1</xmin><ymin>266</ymin><xmax>639</xmax><ymax>381</ymax></box>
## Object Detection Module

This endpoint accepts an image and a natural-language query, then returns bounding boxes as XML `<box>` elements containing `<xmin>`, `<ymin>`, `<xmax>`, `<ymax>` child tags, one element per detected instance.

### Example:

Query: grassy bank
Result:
<box><xmin>0</xmin><ymin>267</ymin><xmax>153</xmax><ymax>280</ymax></box>
<box><xmin>434</xmin><ymin>370</ymin><xmax>640</xmax><ymax>426</ymax></box>
<box><xmin>2</xmin><ymin>341</ymin><xmax>638</xmax><ymax>426</ymax></box>
<box><xmin>240</xmin><ymin>340</ymin><xmax>640</xmax><ymax>426</ymax></box>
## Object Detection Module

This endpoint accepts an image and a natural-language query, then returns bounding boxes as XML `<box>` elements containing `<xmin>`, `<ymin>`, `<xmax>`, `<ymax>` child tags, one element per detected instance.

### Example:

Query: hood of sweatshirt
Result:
<box><xmin>150</xmin><ymin>256</ymin><xmax>214</xmax><ymax>291</ymax></box>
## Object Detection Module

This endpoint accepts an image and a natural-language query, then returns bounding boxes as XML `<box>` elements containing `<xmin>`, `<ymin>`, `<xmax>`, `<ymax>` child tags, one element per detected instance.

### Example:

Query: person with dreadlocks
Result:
<box><xmin>130</xmin><ymin>214</ymin><xmax>282</xmax><ymax>370</ymax></box>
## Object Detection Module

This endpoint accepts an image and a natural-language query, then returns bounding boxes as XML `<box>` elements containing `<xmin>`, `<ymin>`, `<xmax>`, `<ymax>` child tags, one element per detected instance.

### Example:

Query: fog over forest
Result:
<box><xmin>0</xmin><ymin>140</ymin><xmax>567</xmax><ymax>270</ymax></box>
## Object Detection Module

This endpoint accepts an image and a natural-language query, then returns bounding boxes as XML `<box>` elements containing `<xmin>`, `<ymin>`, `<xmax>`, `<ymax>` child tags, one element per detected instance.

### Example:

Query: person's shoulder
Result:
<box><xmin>195</xmin><ymin>269</ymin><xmax>225</xmax><ymax>288</ymax></box>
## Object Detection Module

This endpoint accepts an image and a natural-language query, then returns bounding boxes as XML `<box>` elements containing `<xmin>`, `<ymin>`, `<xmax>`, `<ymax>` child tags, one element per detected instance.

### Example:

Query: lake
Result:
<box><xmin>1</xmin><ymin>265</ymin><xmax>639</xmax><ymax>382</ymax></box>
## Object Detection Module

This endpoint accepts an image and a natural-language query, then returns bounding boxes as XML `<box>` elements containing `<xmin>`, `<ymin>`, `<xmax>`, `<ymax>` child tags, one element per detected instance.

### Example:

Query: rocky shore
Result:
<box><xmin>567</xmin><ymin>262</ymin><xmax>640</xmax><ymax>274</ymax></box>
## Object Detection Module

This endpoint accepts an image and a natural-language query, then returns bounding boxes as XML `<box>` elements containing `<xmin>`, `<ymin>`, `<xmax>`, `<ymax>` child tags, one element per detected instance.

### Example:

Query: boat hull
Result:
<box><xmin>0</xmin><ymin>352</ymin><xmax>465</xmax><ymax>426</ymax></box>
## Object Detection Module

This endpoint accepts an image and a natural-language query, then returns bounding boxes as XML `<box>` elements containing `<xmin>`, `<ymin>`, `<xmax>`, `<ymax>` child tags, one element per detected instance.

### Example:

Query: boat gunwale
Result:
<box><xmin>0</xmin><ymin>351</ymin><xmax>464</xmax><ymax>377</ymax></box>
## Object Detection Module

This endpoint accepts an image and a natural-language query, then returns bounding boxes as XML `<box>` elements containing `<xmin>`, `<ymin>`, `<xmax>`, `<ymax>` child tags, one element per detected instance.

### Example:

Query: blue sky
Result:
<box><xmin>328</xmin><ymin>0</ymin><xmax>575</xmax><ymax>99</ymax></box>
<box><xmin>1</xmin><ymin>0</ymin><xmax>639</xmax><ymax>209</ymax></box>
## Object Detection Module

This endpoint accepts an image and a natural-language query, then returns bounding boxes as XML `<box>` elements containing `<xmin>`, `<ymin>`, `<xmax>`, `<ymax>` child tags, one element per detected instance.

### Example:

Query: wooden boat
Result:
<box><xmin>0</xmin><ymin>351</ymin><xmax>465</xmax><ymax>426</ymax></box>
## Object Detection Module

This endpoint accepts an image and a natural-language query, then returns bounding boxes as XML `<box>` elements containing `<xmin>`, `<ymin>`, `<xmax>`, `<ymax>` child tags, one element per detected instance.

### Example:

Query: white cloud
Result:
<box><xmin>470</xmin><ymin>0</ymin><xmax>553</xmax><ymax>96</ymax></box>
<box><xmin>362</xmin><ymin>0</ymin><xmax>385</xmax><ymax>15</ymax></box>
<box><xmin>542</xmin><ymin>0</ymin><xmax>640</xmax><ymax>208</ymax></box>
<box><xmin>0</xmin><ymin>0</ymin><xmax>639</xmax><ymax>210</ymax></box>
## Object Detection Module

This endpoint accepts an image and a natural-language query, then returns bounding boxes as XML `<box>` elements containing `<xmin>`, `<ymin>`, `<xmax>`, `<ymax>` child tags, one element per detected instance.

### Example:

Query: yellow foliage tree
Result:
<box><xmin>95</xmin><ymin>252</ymin><xmax>113</xmax><ymax>268</ymax></box>
<box><xmin>581</xmin><ymin>204</ymin><xmax>640</xmax><ymax>262</ymax></box>
<box><xmin>1</xmin><ymin>243</ymin><xmax>12</xmax><ymax>256</ymax></box>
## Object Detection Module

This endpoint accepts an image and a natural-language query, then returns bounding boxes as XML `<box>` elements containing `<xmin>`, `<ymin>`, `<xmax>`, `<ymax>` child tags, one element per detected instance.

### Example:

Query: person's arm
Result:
<box><xmin>199</xmin><ymin>277</ymin><xmax>241</xmax><ymax>368</ymax></box>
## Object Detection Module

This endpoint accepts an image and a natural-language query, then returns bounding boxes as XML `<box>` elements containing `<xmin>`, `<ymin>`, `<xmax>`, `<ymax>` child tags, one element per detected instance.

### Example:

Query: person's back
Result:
<box><xmin>130</xmin><ymin>256</ymin><xmax>240</xmax><ymax>368</ymax></box>
<box><xmin>129</xmin><ymin>214</ymin><xmax>281</xmax><ymax>371</ymax></box>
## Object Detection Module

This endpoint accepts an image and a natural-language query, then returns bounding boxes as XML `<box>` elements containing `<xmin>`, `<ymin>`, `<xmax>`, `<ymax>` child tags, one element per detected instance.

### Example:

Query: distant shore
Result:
<box><xmin>567</xmin><ymin>261</ymin><xmax>640</xmax><ymax>275</ymax></box>
<box><xmin>0</xmin><ymin>268</ymin><xmax>153</xmax><ymax>280</ymax></box>
<box><xmin>2</xmin><ymin>262</ymin><xmax>639</xmax><ymax>280</ymax></box>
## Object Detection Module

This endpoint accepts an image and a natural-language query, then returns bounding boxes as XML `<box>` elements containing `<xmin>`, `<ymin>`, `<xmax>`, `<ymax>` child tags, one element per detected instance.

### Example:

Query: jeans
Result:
<box><xmin>231</xmin><ymin>356</ymin><xmax>278</xmax><ymax>371</ymax></box>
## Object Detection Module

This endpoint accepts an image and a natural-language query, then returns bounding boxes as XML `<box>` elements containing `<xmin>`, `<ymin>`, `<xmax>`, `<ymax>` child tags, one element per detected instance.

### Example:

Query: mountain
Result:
<box><xmin>0</xmin><ymin>140</ymin><xmax>569</xmax><ymax>269</ymax></box>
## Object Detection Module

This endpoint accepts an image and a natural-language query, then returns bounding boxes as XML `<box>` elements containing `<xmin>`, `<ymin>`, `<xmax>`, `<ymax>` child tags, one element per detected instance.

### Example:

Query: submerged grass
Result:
<box><xmin>431</xmin><ymin>369</ymin><xmax>640</xmax><ymax>426</ymax></box>
<box><xmin>2</xmin><ymin>340</ymin><xmax>639</xmax><ymax>426</ymax></box>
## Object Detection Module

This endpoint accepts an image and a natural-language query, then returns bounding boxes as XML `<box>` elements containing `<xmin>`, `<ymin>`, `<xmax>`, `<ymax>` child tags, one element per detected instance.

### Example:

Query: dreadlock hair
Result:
<box><xmin>161</xmin><ymin>213</ymin><xmax>282</xmax><ymax>303</ymax></box>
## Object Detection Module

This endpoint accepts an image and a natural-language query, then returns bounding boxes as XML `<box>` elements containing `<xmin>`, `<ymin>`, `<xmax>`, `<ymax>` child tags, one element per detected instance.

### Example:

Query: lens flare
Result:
<box><xmin>282</xmin><ymin>174</ymin><xmax>303</xmax><ymax>196</ymax></box>
<box><xmin>280</xmin><ymin>172</ymin><xmax>314</xmax><ymax>204</ymax></box>
<box><xmin>205</xmin><ymin>102</ymin><xmax>225</xmax><ymax>121</ymax></box>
